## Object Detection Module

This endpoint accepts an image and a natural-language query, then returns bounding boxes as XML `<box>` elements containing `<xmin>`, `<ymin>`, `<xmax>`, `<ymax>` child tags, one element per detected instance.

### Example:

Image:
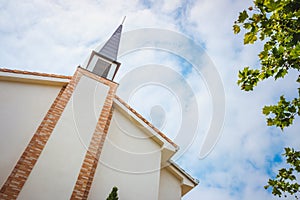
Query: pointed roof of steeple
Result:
<box><xmin>98</xmin><ymin>24</ymin><xmax>123</xmax><ymax>61</ymax></box>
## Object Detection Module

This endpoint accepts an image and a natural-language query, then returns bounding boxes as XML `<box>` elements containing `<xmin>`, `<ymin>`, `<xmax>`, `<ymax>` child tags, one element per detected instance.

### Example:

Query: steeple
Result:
<box><xmin>86</xmin><ymin>21</ymin><xmax>124</xmax><ymax>81</ymax></box>
<box><xmin>98</xmin><ymin>24</ymin><xmax>122</xmax><ymax>61</ymax></box>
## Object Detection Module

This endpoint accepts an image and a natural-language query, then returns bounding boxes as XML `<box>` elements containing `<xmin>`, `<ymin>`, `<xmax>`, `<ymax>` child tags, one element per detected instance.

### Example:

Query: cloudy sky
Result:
<box><xmin>1</xmin><ymin>0</ymin><xmax>299</xmax><ymax>199</ymax></box>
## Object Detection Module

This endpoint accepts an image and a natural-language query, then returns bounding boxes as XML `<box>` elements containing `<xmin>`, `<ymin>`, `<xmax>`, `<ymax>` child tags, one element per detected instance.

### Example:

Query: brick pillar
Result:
<box><xmin>70</xmin><ymin>80</ymin><xmax>117</xmax><ymax>200</ymax></box>
<box><xmin>0</xmin><ymin>68</ymin><xmax>82</xmax><ymax>200</ymax></box>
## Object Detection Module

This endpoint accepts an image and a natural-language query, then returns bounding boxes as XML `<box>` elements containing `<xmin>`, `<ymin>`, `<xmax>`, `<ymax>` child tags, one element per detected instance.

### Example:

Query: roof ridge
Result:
<box><xmin>0</xmin><ymin>68</ymin><xmax>72</xmax><ymax>79</ymax></box>
<box><xmin>114</xmin><ymin>95</ymin><xmax>178</xmax><ymax>149</ymax></box>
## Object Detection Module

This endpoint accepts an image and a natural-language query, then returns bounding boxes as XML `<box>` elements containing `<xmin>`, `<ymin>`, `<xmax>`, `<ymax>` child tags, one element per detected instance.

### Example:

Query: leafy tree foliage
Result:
<box><xmin>265</xmin><ymin>148</ymin><xmax>300</xmax><ymax>198</ymax></box>
<box><xmin>106</xmin><ymin>186</ymin><xmax>119</xmax><ymax>200</ymax></box>
<box><xmin>233</xmin><ymin>0</ymin><xmax>300</xmax><ymax>198</ymax></box>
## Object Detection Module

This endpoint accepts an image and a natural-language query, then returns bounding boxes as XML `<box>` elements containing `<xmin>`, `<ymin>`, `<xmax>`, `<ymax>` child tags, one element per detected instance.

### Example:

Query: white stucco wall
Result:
<box><xmin>0</xmin><ymin>80</ymin><xmax>62</xmax><ymax>188</ymax></box>
<box><xmin>158</xmin><ymin>168</ymin><xmax>182</xmax><ymax>200</ymax></box>
<box><xmin>88</xmin><ymin>107</ymin><xmax>162</xmax><ymax>200</ymax></box>
<box><xmin>17</xmin><ymin>75</ymin><xmax>110</xmax><ymax>200</ymax></box>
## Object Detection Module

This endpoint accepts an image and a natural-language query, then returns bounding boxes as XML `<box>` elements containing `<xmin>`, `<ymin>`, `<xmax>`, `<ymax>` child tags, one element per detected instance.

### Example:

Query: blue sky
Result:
<box><xmin>1</xmin><ymin>0</ymin><xmax>299</xmax><ymax>199</ymax></box>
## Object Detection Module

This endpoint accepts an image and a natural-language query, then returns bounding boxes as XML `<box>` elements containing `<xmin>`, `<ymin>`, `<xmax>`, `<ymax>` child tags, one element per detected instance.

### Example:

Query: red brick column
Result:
<box><xmin>0</xmin><ymin>68</ymin><xmax>83</xmax><ymax>200</ymax></box>
<box><xmin>70</xmin><ymin>78</ymin><xmax>117</xmax><ymax>200</ymax></box>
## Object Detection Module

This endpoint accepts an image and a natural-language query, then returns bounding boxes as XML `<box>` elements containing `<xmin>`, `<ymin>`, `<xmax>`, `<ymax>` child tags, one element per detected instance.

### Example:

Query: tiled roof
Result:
<box><xmin>114</xmin><ymin>95</ymin><xmax>178</xmax><ymax>149</ymax></box>
<box><xmin>0</xmin><ymin>68</ymin><xmax>72</xmax><ymax>79</ymax></box>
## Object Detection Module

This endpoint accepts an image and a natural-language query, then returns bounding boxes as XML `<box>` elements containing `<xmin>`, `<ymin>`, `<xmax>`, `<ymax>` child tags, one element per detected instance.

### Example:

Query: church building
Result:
<box><xmin>0</xmin><ymin>23</ymin><xmax>198</xmax><ymax>200</ymax></box>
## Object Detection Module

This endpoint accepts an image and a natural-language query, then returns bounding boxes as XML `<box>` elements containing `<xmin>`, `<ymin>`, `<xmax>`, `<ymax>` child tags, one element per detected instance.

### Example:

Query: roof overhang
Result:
<box><xmin>167</xmin><ymin>161</ymin><xmax>199</xmax><ymax>196</ymax></box>
<box><xmin>0</xmin><ymin>68</ymin><xmax>71</xmax><ymax>86</ymax></box>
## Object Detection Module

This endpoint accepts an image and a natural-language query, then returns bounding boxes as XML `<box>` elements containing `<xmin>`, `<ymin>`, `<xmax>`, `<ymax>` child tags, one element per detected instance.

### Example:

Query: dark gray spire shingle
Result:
<box><xmin>98</xmin><ymin>25</ymin><xmax>122</xmax><ymax>61</ymax></box>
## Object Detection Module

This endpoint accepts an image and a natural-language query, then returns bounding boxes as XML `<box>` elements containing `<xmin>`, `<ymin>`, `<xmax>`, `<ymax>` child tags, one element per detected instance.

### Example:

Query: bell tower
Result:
<box><xmin>85</xmin><ymin>24</ymin><xmax>122</xmax><ymax>81</ymax></box>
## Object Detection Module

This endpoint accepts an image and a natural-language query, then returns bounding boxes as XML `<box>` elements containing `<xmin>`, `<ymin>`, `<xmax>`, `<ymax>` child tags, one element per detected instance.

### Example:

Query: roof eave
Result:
<box><xmin>0</xmin><ymin>68</ymin><xmax>71</xmax><ymax>86</ymax></box>
<box><xmin>167</xmin><ymin>161</ymin><xmax>199</xmax><ymax>196</ymax></box>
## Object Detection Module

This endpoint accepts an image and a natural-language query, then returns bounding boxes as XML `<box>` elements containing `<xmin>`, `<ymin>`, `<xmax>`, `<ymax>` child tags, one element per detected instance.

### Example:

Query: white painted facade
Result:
<box><xmin>89</xmin><ymin>107</ymin><xmax>162</xmax><ymax>200</ymax></box>
<box><xmin>18</xmin><ymin>75</ymin><xmax>109</xmax><ymax>200</ymax></box>
<box><xmin>159</xmin><ymin>168</ymin><xmax>182</xmax><ymax>200</ymax></box>
<box><xmin>0</xmin><ymin>70</ymin><xmax>198</xmax><ymax>199</ymax></box>
<box><xmin>0</xmin><ymin>74</ymin><xmax>65</xmax><ymax>188</ymax></box>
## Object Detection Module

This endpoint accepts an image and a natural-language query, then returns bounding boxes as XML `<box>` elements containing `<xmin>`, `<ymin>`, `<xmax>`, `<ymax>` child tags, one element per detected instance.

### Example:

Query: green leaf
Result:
<box><xmin>238</xmin><ymin>10</ymin><xmax>249</xmax><ymax>23</ymax></box>
<box><xmin>264</xmin><ymin>42</ymin><xmax>272</xmax><ymax>51</ymax></box>
<box><xmin>252</xmin><ymin>14</ymin><xmax>261</xmax><ymax>22</ymax></box>
<box><xmin>275</xmin><ymin>68</ymin><xmax>287</xmax><ymax>79</ymax></box>
<box><xmin>259</xmin><ymin>50</ymin><xmax>268</xmax><ymax>60</ymax></box>
<box><xmin>265</xmin><ymin>0</ymin><xmax>281</xmax><ymax>12</ymax></box>
<box><xmin>278</xmin><ymin>45</ymin><xmax>284</xmax><ymax>54</ymax></box>
<box><xmin>233</xmin><ymin>24</ymin><xmax>241</xmax><ymax>34</ymax></box>
<box><xmin>262</xmin><ymin>106</ymin><xmax>272</xmax><ymax>115</ymax></box>
<box><xmin>290</xmin><ymin>43</ymin><xmax>300</xmax><ymax>59</ymax></box>
<box><xmin>244</xmin><ymin>32</ymin><xmax>258</xmax><ymax>44</ymax></box>
<box><xmin>243</xmin><ymin>23</ymin><xmax>252</xmax><ymax>30</ymax></box>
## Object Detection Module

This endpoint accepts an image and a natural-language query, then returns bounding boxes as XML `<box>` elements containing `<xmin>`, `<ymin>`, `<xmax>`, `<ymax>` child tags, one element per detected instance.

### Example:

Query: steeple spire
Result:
<box><xmin>85</xmin><ymin>22</ymin><xmax>124</xmax><ymax>81</ymax></box>
<box><xmin>98</xmin><ymin>24</ymin><xmax>123</xmax><ymax>61</ymax></box>
<box><xmin>121</xmin><ymin>16</ymin><xmax>126</xmax><ymax>25</ymax></box>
